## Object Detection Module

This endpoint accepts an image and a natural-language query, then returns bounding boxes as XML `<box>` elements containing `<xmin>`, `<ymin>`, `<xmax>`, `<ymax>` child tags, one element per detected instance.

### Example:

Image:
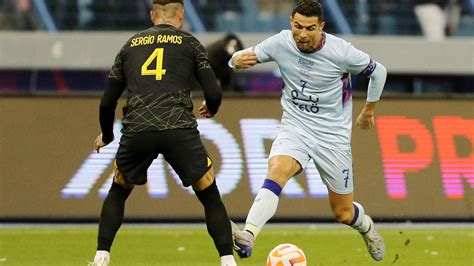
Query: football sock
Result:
<box><xmin>93</xmin><ymin>250</ymin><xmax>110</xmax><ymax>263</ymax></box>
<box><xmin>195</xmin><ymin>180</ymin><xmax>233</xmax><ymax>257</ymax></box>
<box><xmin>97</xmin><ymin>182</ymin><xmax>133</xmax><ymax>251</ymax></box>
<box><xmin>244</xmin><ymin>179</ymin><xmax>282</xmax><ymax>238</ymax></box>
<box><xmin>349</xmin><ymin>202</ymin><xmax>371</xmax><ymax>233</ymax></box>
<box><xmin>220</xmin><ymin>254</ymin><xmax>237</xmax><ymax>266</ymax></box>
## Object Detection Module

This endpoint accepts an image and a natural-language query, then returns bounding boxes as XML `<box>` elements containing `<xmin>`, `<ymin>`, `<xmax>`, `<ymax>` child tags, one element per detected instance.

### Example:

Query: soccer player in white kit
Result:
<box><xmin>229</xmin><ymin>0</ymin><xmax>387</xmax><ymax>261</ymax></box>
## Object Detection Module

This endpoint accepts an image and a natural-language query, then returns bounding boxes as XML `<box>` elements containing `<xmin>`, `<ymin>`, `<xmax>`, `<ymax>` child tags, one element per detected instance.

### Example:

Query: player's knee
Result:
<box><xmin>193</xmin><ymin>167</ymin><xmax>215</xmax><ymax>191</ymax></box>
<box><xmin>333</xmin><ymin>206</ymin><xmax>353</xmax><ymax>225</ymax></box>
<box><xmin>267</xmin><ymin>165</ymin><xmax>291</xmax><ymax>186</ymax></box>
<box><xmin>267</xmin><ymin>157</ymin><xmax>301</xmax><ymax>187</ymax></box>
<box><xmin>202</xmin><ymin>166</ymin><xmax>215</xmax><ymax>180</ymax></box>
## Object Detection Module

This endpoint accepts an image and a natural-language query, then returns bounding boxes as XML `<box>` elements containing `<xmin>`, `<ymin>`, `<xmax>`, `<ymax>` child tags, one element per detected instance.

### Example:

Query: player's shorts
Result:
<box><xmin>115</xmin><ymin>128</ymin><xmax>211</xmax><ymax>186</ymax></box>
<box><xmin>269</xmin><ymin>128</ymin><xmax>354</xmax><ymax>194</ymax></box>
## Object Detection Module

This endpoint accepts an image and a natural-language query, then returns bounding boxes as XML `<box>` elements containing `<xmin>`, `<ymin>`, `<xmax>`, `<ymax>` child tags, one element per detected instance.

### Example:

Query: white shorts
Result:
<box><xmin>269</xmin><ymin>128</ymin><xmax>354</xmax><ymax>194</ymax></box>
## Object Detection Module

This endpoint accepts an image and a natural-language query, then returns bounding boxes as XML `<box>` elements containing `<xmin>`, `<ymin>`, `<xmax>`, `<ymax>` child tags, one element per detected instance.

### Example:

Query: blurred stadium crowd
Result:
<box><xmin>1</xmin><ymin>0</ymin><xmax>473</xmax><ymax>35</ymax></box>
<box><xmin>0</xmin><ymin>0</ymin><xmax>474</xmax><ymax>36</ymax></box>
<box><xmin>0</xmin><ymin>0</ymin><xmax>473</xmax><ymax>94</ymax></box>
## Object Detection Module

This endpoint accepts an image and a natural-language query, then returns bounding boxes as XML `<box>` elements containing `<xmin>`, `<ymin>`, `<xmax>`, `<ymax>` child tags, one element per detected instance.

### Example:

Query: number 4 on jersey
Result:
<box><xmin>141</xmin><ymin>48</ymin><xmax>167</xmax><ymax>80</ymax></box>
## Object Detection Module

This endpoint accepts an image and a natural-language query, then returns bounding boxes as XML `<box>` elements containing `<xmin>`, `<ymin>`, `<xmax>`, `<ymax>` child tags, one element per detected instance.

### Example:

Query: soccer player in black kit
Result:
<box><xmin>89</xmin><ymin>1</ymin><xmax>237</xmax><ymax>265</ymax></box>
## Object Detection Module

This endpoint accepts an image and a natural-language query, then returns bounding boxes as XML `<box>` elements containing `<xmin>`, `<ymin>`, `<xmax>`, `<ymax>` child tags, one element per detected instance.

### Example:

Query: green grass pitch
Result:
<box><xmin>0</xmin><ymin>225</ymin><xmax>472</xmax><ymax>265</ymax></box>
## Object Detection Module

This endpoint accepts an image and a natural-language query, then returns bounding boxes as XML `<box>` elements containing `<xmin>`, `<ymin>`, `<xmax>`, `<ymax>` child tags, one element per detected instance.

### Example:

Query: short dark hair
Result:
<box><xmin>153</xmin><ymin>0</ymin><xmax>183</xmax><ymax>5</ymax></box>
<box><xmin>292</xmin><ymin>0</ymin><xmax>324</xmax><ymax>21</ymax></box>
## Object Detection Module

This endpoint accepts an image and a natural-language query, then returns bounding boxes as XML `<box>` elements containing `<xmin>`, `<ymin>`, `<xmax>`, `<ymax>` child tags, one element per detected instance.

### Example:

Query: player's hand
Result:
<box><xmin>199</xmin><ymin>101</ymin><xmax>214</xmax><ymax>118</ymax></box>
<box><xmin>356</xmin><ymin>111</ymin><xmax>375</xmax><ymax>130</ymax></box>
<box><xmin>233</xmin><ymin>51</ymin><xmax>258</xmax><ymax>69</ymax></box>
<box><xmin>94</xmin><ymin>133</ymin><xmax>112</xmax><ymax>153</ymax></box>
<box><xmin>356</xmin><ymin>101</ymin><xmax>377</xmax><ymax>130</ymax></box>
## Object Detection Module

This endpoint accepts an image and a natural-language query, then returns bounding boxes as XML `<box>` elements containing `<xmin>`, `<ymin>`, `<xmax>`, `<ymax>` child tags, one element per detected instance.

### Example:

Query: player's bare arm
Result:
<box><xmin>232</xmin><ymin>51</ymin><xmax>258</xmax><ymax>69</ymax></box>
<box><xmin>356</xmin><ymin>101</ymin><xmax>376</xmax><ymax>130</ymax></box>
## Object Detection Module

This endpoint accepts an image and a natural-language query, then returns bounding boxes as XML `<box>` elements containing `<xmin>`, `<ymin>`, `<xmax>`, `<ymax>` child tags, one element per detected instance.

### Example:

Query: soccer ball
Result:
<box><xmin>266</xmin><ymin>243</ymin><xmax>307</xmax><ymax>266</ymax></box>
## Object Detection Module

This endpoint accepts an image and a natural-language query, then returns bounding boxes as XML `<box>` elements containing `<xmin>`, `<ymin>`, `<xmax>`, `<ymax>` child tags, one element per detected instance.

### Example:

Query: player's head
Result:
<box><xmin>290</xmin><ymin>0</ymin><xmax>325</xmax><ymax>53</ymax></box>
<box><xmin>150</xmin><ymin>0</ymin><xmax>185</xmax><ymax>28</ymax></box>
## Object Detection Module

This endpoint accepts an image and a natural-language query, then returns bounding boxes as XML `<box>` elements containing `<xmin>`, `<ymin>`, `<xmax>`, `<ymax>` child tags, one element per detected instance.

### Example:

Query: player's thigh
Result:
<box><xmin>115</xmin><ymin>132</ymin><xmax>160</xmax><ymax>185</ymax></box>
<box><xmin>161</xmin><ymin>128</ymin><xmax>212</xmax><ymax>188</ymax></box>
<box><xmin>113</xmin><ymin>160</ymin><xmax>135</xmax><ymax>189</ymax></box>
<box><xmin>268</xmin><ymin>130</ymin><xmax>310</xmax><ymax>185</ymax></box>
<box><xmin>311</xmin><ymin>144</ymin><xmax>354</xmax><ymax>195</ymax></box>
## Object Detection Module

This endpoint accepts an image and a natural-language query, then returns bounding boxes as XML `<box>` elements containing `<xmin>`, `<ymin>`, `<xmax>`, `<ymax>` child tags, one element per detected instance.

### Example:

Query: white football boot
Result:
<box><xmin>230</xmin><ymin>220</ymin><xmax>254</xmax><ymax>258</ymax></box>
<box><xmin>360</xmin><ymin>215</ymin><xmax>385</xmax><ymax>261</ymax></box>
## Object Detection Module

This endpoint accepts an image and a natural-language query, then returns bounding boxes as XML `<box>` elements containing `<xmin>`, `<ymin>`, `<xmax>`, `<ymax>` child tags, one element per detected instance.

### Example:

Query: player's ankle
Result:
<box><xmin>244</xmin><ymin>229</ymin><xmax>255</xmax><ymax>237</ymax></box>
<box><xmin>244</xmin><ymin>224</ymin><xmax>259</xmax><ymax>238</ymax></box>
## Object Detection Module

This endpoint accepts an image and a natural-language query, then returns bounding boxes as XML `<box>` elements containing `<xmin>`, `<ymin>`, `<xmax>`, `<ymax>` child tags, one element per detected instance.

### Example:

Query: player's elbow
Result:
<box><xmin>100</xmin><ymin>101</ymin><xmax>117</xmax><ymax>111</ymax></box>
<box><xmin>374</xmin><ymin>62</ymin><xmax>387</xmax><ymax>80</ymax></box>
<box><xmin>367</xmin><ymin>62</ymin><xmax>387</xmax><ymax>88</ymax></box>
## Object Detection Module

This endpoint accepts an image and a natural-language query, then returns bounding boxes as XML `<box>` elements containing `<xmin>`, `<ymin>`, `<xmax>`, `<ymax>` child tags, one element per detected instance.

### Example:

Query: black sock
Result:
<box><xmin>195</xmin><ymin>180</ymin><xmax>233</xmax><ymax>257</ymax></box>
<box><xmin>97</xmin><ymin>182</ymin><xmax>133</xmax><ymax>252</ymax></box>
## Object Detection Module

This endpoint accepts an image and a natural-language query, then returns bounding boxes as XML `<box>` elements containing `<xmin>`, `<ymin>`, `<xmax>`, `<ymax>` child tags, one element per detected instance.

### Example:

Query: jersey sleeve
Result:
<box><xmin>99</xmin><ymin>78</ymin><xmax>126</xmax><ymax>143</ymax></box>
<box><xmin>108</xmin><ymin>43</ymin><xmax>128</xmax><ymax>82</ymax></box>
<box><xmin>192</xmin><ymin>37</ymin><xmax>222</xmax><ymax>115</ymax></box>
<box><xmin>253</xmin><ymin>32</ymin><xmax>283</xmax><ymax>63</ymax></box>
<box><xmin>193</xmin><ymin>37</ymin><xmax>213</xmax><ymax>73</ymax></box>
<box><xmin>99</xmin><ymin>42</ymin><xmax>128</xmax><ymax>142</ymax></box>
<box><xmin>343</xmin><ymin>43</ymin><xmax>372</xmax><ymax>74</ymax></box>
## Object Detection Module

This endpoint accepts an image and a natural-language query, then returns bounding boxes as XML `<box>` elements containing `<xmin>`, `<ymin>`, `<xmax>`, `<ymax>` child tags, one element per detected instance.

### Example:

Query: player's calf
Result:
<box><xmin>194</xmin><ymin>179</ymin><xmax>234</xmax><ymax>259</ymax></box>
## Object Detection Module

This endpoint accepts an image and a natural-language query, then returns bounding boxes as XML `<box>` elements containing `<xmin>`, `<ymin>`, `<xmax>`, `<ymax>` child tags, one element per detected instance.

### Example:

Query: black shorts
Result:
<box><xmin>115</xmin><ymin>128</ymin><xmax>211</xmax><ymax>186</ymax></box>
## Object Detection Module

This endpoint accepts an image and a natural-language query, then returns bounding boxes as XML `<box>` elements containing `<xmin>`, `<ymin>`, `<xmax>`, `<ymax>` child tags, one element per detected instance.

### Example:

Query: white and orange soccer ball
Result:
<box><xmin>266</xmin><ymin>243</ymin><xmax>307</xmax><ymax>266</ymax></box>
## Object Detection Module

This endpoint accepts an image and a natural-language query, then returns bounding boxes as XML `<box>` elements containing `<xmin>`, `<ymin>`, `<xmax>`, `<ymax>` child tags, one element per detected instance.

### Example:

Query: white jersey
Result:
<box><xmin>253</xmin><ymin>30</ymin><xmax>373</xmax><ymax>150</ymax></box>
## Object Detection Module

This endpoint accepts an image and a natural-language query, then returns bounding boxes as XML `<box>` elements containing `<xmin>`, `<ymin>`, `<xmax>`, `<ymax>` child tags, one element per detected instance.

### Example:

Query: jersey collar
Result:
<box><xmin>154</xmin><ymin>23</ymin><xmax>177</xmax><ymax>29</ymax></box>
<box><xmin>300</xmin><ymin>31</ymin><xmax>326</xmax><ymax>54</ymax></box>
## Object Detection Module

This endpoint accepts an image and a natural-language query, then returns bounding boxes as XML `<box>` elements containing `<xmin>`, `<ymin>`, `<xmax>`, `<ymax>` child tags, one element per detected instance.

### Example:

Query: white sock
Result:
<box><xmin>94</xmin><ymin>250</ymin><xmax>110</xmax><ymax>262</ymax></box>
<box><xmin>220</xmin><ymin>255</ymin><xmax>237</xmax><ymax>266</ymax></box>
<box><xmin>351</xmin><ymin>202</ymin><xmax>371</xmax><ymax>233</ymax></box>
<box><xmin>244</xmin><ymin>188</ymin><xmax>280</xmax><ymax>237</ymax></box>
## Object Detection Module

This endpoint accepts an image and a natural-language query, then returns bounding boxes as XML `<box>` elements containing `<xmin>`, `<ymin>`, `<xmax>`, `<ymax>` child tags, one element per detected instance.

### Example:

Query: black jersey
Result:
<box><xmin>99</xmin><ymin>24</ymin><xmax>222</xmax><ymax>142</ymax></box>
